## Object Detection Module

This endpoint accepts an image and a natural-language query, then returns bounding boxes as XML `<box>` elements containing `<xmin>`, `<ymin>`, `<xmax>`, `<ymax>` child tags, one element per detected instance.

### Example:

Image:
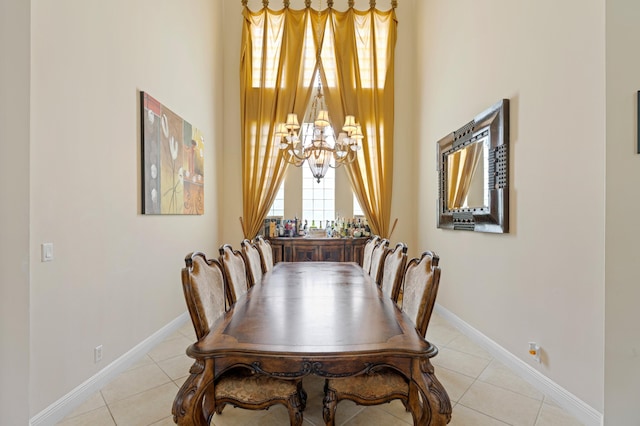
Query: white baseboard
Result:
<box><xmin>434</xmin><ymin>304</ymin><xmax>603</xmax><ymax>426</ymax></box>
<box><xmin>30</xmin><ymin>312</ymin><xmax>190</xmax><ymax>426</ymax></box>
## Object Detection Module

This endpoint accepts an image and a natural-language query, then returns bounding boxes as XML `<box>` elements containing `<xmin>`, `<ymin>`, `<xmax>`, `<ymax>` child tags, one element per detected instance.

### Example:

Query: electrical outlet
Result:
<box><xmin>94</xmin><ymin>345</ymin><xmax>103</xmax><ymax>363</ymax></box>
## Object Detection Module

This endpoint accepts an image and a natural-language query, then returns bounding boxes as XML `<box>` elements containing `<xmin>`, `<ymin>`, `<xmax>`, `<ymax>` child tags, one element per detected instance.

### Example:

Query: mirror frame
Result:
<box><xmin>437</xmin><ymin>99</ymin><xmax>509</xmax><ymax>233</ymax></box>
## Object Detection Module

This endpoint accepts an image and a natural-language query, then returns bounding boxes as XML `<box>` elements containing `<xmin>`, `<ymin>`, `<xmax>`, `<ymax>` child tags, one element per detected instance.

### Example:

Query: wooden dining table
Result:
<box><xmin>172</xmin><ymin>261</ymin><xmax>452</xmax><ymax>425</ymax></box>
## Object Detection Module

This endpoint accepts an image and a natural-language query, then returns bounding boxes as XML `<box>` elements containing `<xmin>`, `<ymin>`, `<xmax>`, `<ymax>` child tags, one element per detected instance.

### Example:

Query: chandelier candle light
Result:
<box><xmin>276</xmin><ymin>80</ymin><xmax>363</xmax><ymax>183</ymax></box>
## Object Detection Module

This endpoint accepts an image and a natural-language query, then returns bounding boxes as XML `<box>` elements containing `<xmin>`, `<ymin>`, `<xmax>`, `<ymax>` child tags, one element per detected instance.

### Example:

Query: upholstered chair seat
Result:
<box><xmin>216</xmin><ymin>372</ymin><xmax>305</xmax><ymax>408</ymax></box>
<box><xmin>324</xmin><ymin>369</ymin><xmax>407</xmax><ymax>402</ymax></box>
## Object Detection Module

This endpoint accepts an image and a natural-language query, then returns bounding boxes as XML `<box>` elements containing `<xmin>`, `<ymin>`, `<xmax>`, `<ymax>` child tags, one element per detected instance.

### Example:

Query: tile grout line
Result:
<box><xmin>99</xmin><ymin>389</ymin><xmax>118</xmax><ymax>426</ymax></box>
<box><xmin>453</xmin><ymin>402</ymin><xmax>516</xmax><ymax>426</ymax></box>
<box><xmin>532</xmin><ymin>397</ymin><xmax>545</xmax><ymax>426</ymax></box>
<box><xmin>337</xmin><ymin>406</ymin><xmax>365</xmax><ymax>426</ymax></box>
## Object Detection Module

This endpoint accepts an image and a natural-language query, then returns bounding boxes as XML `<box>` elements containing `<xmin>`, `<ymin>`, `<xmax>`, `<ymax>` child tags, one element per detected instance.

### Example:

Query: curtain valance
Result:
<box><xmin>240</xmin><ymin>0</ymin><xmax>398</xmax><ymax>8</ymax></box>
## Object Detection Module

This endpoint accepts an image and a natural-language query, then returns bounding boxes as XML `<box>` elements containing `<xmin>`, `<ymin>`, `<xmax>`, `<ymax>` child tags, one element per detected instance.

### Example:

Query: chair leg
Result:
<box><xmin>215</xmin><ymin>402</ymin><xmax>226</xmax><ymax>414</ymax></box>
<box><xmin>297</xmin><ymin>382</ymin><xmax>308</xmax><ymax>411</ymax></box>
<box><xmin>322</xmin><ymin>385</ymin><xmax>337</xmax><ymax>426</ymax></box>
<box><xmin>286</xmin><ymin>392</ymin><xmax>304</xmax><ymax>426</ymax></box>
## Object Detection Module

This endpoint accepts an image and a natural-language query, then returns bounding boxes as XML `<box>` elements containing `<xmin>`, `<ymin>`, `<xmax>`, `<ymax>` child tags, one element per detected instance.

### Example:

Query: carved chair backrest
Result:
<box><xmin>380</xmin><ymin>242</ymin><xmax>408</xmax><ymax>302</ymax></box>
<box><xmin>241</xmin><ymin>239</ymin><xmax>264</xmax><ymax>287</ymax></box>
<box><xmin>254</xmin><ymin>235</ymin><xmax>274</xmax><ymax>272</ymax></box>
<box><xmin>401</xmin><ymin>251</ymin><xmax>441</xmax><ymax>337</ymax></box>
<box><xmin>362</xmin><ymin>235</ymin><xmax>381</xmax><ymax>273</ymax></box>
<box><xmin>181</xmin><ymin>252</ymin><xmax>228</xmax><ymax>340</ymax></box>
<box><xmin>368</xmin><ymin>239</ymin><xmax>390</xmax><ymax>285</ymax></box>
<box><xmin>219</xmin><ymin>244</ymin><xmax>249</xmax><ymax>305</ymax></box>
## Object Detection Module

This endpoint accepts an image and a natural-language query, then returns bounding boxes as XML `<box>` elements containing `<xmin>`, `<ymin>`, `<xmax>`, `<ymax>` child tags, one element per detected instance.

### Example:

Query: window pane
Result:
<box><xmin>267</xmin><ymin>182</ymin><xmax>285</xmax><ymax>217</ymax></box>
<box><xmin>302</xmin><ymin>166</ymin><xmax>335</xmax><ymax>225</ymax></box>
<box><xmin>354</xmin><ymin>195</ymin><xmax>364</xmax><ymax>216</ymax></box>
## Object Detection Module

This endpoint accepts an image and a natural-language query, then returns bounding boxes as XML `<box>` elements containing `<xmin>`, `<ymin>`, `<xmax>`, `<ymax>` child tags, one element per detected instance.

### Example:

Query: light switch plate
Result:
<box><xmin>41</xmin><ymin>243</ymin><xmax>54</xmax><ymax>262</ymax></box>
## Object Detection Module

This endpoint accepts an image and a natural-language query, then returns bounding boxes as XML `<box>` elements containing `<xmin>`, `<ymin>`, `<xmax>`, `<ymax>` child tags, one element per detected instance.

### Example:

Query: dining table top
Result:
<box><xmin>189</xmin><ymin>261</ymin><xmax>436</xmax><ymax>359</ymax></box>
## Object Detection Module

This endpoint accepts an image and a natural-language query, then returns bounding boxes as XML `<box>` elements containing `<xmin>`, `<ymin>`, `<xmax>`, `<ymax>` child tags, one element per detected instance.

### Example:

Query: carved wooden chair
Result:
<box><xmin>379</xmin><ymin>242</ymin><xmax>408</xmax><ymax>303</ymax></box>
<box><xmin>368</xmin><ymin>238</ymin><xmax>390</xmax><ymax>286</ymax></box>
<box><xmin>254</xmin><ymin>235</ymin><xmax>274</xmax><ymax>273</ymax></box>
<box><xmin>219</xmin><ymin>244</ymin><xmax>250</xmax><ymax>304</ymax></box>
<box><xmin>361</xmin><ymin>235</ymin><xmax>380</xmax><ymax>273</ymax></box>
<box><xmin>177</xmin><ymin>252</ymin><xmax>305</xmax><ymax>425</ymax></box>
<box><xmin>240</xmin><ymin>238</ymin><xmax>264</xmax><ymax>287</ymax></box>
<box><xmin>322</xmin><ymin>251</ymin><xmax>442</xmax><ymax>426</ymax></box>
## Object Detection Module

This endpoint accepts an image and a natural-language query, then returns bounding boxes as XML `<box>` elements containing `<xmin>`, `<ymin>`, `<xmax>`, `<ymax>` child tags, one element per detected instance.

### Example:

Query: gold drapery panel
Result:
<box><xmin>240</xmin><ymin>3</ymin><xmax>397</xmax><ymax>238</ymax></box>
<box><xmin>240</xmin><ymin>7</ymin><xmax>317</xmax><ymax>238</ymax></box>
<box><xmin>321</xmin><ymin>7</ymin><xmax>397</xmax><ymax>238</ymax></box>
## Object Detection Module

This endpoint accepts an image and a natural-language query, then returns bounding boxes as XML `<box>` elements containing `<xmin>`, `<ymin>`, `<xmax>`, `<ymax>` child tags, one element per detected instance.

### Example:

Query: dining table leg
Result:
<box><xmin>172</xmin><ymin>358</ymin><xmax>215</xmax><ymax>426</ymax></box>
<box><xmin>409</xmin><ymin>357</ymin><xmax>452</xmax><ymax>425</ymax></box>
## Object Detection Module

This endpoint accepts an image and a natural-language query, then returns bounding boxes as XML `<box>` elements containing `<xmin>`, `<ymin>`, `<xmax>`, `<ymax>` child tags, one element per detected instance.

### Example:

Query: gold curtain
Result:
<box><xmin>321</xmin><ymin>7</ymin><xmax>397</xmax><ymax>238</ymax></box>
<box><xmin>240</xmin><ymin>3</ymin><xmax>397</xmax><ymax>238</ymax></box>
<box><xmin>447</xmin><ymin>142</ymin><xmax>483</xmax><ymax>209</ymax></box>
<box><xmin>240</xmin><ymin>6</ymin><xmax>316</xmax><ymax>238</ymax></box>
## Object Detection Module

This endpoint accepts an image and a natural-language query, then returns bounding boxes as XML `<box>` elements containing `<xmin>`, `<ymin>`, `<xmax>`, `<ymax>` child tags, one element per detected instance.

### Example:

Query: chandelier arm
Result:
<box><xmin>336</xmin><ymin>146</ymin><xmax>357</xmax><ymax>162</ymax></box>
<box><xmin>282</xmin><ymin>147</ymin><xmax>308</xmax><ymax>166</ymax></box>
<box><xmin>282</xmin><ymin>143</ymin><xmax>311</xmax><ymax>162</ymax></box>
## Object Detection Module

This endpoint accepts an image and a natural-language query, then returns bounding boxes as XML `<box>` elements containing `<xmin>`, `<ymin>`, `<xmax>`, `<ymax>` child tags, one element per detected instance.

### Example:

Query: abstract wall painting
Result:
<box><xmin>141</xmin><ymin>92</ymin><xmax>204</xmax><ymax>215</ymax></box>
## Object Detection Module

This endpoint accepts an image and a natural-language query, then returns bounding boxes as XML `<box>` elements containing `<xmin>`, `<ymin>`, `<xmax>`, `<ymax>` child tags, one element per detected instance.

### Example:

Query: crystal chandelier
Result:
<box><xmin>276</xmin><ymin>79</ymin><xmax>363</xmax><ymax>183</ymax></box>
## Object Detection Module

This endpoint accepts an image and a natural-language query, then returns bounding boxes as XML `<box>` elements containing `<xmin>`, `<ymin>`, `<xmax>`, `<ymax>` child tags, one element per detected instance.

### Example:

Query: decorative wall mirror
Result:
<box><xmin>437</xmin><ymin>99</ymin><xmax>509</xmax><ymax>233</ymax></box>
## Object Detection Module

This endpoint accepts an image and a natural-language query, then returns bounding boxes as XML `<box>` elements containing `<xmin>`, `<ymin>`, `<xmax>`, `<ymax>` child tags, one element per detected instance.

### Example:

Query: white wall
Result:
<box><xmin>221</xmin><ymin>0</ymin><xmax>418</xmax><ymax>254</ymax></box>
<box><xmin>29</xmin><ymin>0</ymin><xmax>223</xmax><ymax>414</ymax></box>
<box><xmin>0</xmin><ymin>0</ymin><xmax>31</xmax><ymax>424</ymax></box>
<box><xmin>221</xmin><ymin>0</ymin><xmax>244</xmax><ymax>245</ymax></box>
<box><xmin>605</xmin><ymin>1</ymin><xmax>640</xmax><ymax>423</ymax></box>
<box><xmin>416</xmin><ymin>0</ymin><xmax>605</xmax><ymax>412</ymax></box>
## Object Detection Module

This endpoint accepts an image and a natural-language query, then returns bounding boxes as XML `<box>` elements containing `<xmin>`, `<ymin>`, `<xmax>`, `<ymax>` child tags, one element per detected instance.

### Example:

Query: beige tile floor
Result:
<box><xmin>58</xmin><ymin>312</ymin><xmax>584</xmax><ymax>425</ymax></box>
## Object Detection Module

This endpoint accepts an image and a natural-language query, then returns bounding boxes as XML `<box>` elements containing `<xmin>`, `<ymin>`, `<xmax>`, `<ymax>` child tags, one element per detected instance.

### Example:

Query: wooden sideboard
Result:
<box><xmin>268</xmin><ymin>237</ymin><xmax>368</xmax><ymax>264</ymax></box>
